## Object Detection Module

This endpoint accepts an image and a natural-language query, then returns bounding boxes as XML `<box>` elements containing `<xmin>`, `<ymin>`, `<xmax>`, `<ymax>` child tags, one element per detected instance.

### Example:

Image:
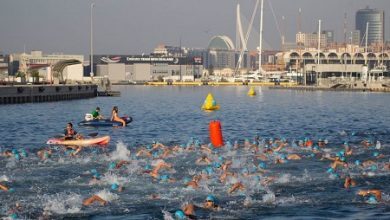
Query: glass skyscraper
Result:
<box><xmin>355</xmin><ymin>7</ymin><xmax>384</xmax><ymax>45</ymax></box>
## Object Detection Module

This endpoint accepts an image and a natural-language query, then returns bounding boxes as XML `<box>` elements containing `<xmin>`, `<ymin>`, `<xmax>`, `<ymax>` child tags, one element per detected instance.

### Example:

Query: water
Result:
<box><xmin>0</xmin><ymin>86</ymin><xmax>389</xmax><ymax>219</ymax></box>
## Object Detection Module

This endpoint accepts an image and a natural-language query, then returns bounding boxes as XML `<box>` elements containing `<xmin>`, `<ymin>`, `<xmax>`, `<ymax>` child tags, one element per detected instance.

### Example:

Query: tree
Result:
<box><xmin>30</xmin><ymin>70</ymin><xmax>40</xmax><ymax>83</ymax></box>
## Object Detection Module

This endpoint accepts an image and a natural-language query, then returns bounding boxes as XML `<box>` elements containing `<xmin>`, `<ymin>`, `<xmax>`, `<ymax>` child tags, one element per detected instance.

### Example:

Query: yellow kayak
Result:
<box><xmin>46</xmin><ymin>136</ymin><xmax>110</xmax><ymax>146</ymax></box>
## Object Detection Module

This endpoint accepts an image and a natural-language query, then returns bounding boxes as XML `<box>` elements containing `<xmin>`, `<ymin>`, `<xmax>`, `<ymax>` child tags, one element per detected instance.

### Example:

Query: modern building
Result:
<box><xmin>93</xmin><ymin>55</ymin><xmax>203</xmax><ymax>82</ymax></box>
<box><xmin>296</xmin><ymin>32</ymin><xmax>327</xmax><ymax>48</ymax></box>
<box><xmin>9</xmin><ymin>51</ymin><xmax>84</xmax><ymax>83</ymax></box>
<box><xmin>356</xmin><ymin>7</ymin><xmax>385</xmax><ymax>45</ymax></box>
<box><xmin>351</xmin><ymin>30</ymin><xmax>361</xmax><ymax>45</ymax></box>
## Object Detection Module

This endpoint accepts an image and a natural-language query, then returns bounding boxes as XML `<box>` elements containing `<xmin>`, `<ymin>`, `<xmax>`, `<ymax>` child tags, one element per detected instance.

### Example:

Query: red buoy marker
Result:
<box><xmin>209</xmin><ymin>120</ymin><xmax>224</xmax><ymax>148</ymax></box>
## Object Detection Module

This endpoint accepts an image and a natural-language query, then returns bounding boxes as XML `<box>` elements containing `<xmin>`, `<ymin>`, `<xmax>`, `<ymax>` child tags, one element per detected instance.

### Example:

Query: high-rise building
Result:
<box><xmin>351</xmin><ymin>30</ymin><xmax>361</xmax><ymax>45</ymax></box>
<box><xmin>355</xmin><ymin>7</ymin><xmax>385</xmax><ymax>45</ymax></box>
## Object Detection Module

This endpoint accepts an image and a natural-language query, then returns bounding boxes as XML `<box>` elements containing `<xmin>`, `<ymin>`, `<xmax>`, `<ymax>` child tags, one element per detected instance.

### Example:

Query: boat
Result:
<box><xmin>46</xmin><ymin>135</ymin><xmax>110</xmax><ymax>146</ymax></box>
<box><xmin>78</xmin><ymin>116</ymin><xmax>132</xmax><ymax>127</ymax></box>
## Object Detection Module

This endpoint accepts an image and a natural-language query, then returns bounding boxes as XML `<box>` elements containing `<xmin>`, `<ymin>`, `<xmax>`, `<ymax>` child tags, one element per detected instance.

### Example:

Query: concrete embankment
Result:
<box><xmin>0</xmin><ymin>84</ymin><xmax>97</xmax><ymax>104</ymax></box>
<box><xmin>269</xmin><ymin>86</ymin><xmax>390</xmax><ymax>93</ymax></box>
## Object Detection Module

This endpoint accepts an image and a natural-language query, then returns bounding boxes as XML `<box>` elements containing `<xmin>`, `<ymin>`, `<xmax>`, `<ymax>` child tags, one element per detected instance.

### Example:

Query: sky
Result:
<box><xmin>0</xmin><ymin>0</ymin><xmax>389</xmax><ymax>56</ymax></box>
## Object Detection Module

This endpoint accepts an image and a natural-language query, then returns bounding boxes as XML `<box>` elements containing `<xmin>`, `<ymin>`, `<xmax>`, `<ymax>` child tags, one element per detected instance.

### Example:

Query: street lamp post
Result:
<box><xmin>90</xmin><ymin>2</ymin><xmax>95</xmax><ymax>79</ymax></box>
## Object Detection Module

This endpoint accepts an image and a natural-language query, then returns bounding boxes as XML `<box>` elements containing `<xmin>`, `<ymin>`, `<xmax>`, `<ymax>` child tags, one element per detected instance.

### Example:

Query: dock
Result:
<box><xmin>0</xmin><ymin>84</ymin><xmax>98</xmax><ymax>104</ymax></box>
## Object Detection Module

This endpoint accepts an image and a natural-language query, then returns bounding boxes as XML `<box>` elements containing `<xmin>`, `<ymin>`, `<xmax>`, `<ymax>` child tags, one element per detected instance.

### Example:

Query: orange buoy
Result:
<box><xmin>209</xmin><ymin>120</ymin><xmax>224</xmax><ymax>148</ymax></box>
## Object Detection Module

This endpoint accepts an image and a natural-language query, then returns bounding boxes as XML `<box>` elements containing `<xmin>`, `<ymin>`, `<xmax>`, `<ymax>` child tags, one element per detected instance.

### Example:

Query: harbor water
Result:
<box><xmin>0</xmin><ymin>85</ymin><xmax>389</xmax><ymax>219</ymax></box>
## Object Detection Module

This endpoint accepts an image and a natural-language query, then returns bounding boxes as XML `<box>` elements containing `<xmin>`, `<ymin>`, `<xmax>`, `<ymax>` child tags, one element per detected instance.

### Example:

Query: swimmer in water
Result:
<box><xmin>196</xmin><ymin>155</ymin><xmax>212</xmax><ymax>165</ymax></box>
<box><xmin>287</xmin><ymin>154</ymin><xmax>302</xmax><ymax>160</ymax></box>
<box><xmin>37</xmin><ymin>148</ymin><xmax>52</xmax><ymax>160</ymax></box>
<box><xmin>357</xmin><ymin>189</ymin><xmax>382</xmax><ymax>202</ymax></box>
<box><xmin>83</xmin><ymin>195</ymin><xmax>107</xmax><ymax>206</ymax></box>
<box><xmin>203</xmin><ymin>195</ymin><xmax>220</xmax><ymax>210</ymax></box>
<box><xmin>0</xmin><ymin>182</ymin><xmax>12</xmax><ymax>191</ymax></box>
<box><xmin>343</xmin><ymin>175</ymin><xmax>357</xmax><ymax>189</ymax></box>
<box><xmin>228</xmin><ymin>182</ymin><xmax>245</xmax><ymax>194</ymax></box>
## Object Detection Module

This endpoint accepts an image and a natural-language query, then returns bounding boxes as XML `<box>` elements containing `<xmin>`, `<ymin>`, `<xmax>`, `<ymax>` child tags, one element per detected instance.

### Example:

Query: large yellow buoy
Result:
<box><xmin>247</xmin><ymin>87</ymin><xmax>256</xmax><ymax>96</ymax></box>
<box><xmin>201</xmin><ymin>93</ymin><xmax>220</xmax><ymax>111</ymax></box>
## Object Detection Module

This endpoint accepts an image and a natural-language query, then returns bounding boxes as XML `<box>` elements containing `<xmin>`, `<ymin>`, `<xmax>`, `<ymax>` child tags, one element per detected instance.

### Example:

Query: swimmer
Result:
<box><xmin>343</xmin><ymin>142</ymin><xmax>353</xmax><ymax>155</ymax></box>
<box><xmin>136</xmin><ymin>147</ymin><xmax>152</xmax><ymax>158</ymax></box>
<box><xmin>287</xmin><ymin>154</ymin><xmax>302</xmax><ymax>160</ymax></box>
<box><xmin>0</xmin><ymin>182</ymin><xmax>11</xmax><ymax>191</ymax></box>
<box><xmin>2</xmin><ymin>149</ymin><xmax>13</xmax><ymax>157</ymax></box>
<box><xmin>255</xmin><ymin>153</ymin><xmax>268</xmax><ymax>161</ymax></box>
<box><xmin>37</xmin><ymin>148</ymin><xmax>52</xmax><ymax>160</ymax></box>
<box><xmin>203</xmin><ymin>195</ymin><xmax>220</xmax><ymax>210</ymax></box>
<box><xmin>110</xmin><ymin>183</ymin><xmax>123</xmax><ymax>192</ymax></box>
<box><xmin>196</xmin><ymin>155</ymin><xmax>212</xmax><ymax>165</ymax></box>
<box><xmin>318</xmin><ymin>139</ymin><xmax>326</xmax><ymax>147</ymax></box>
<box><xmin>83</xmin><ymin>195</ymin><xmax>107</xmax><ymax>206</ymax></box>
<box><xmin>343</xmin><ymin>175</ymin><xmax>357</xmax><ymax>189</ymax></box>
<box><xmin>357</xmin><ymin>189</ymin><xmax>382</xmax><ymax>201</ymax></box>
<box><xmin>115</xmin><ymin>160</ymin><xmax>130</xmax><ymax>169</ymax></box>
<box><xmin>228</xmin><ymin>182</ymin><xmax>245</xmax><ymax>194</ymax></box>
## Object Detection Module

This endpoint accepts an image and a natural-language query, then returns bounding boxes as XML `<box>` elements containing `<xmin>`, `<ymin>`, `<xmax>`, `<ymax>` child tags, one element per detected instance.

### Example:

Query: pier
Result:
<box><xmin>0</xmin><ymin>84</ymin><xmax>97</xmax><ymax>104</ymax></box>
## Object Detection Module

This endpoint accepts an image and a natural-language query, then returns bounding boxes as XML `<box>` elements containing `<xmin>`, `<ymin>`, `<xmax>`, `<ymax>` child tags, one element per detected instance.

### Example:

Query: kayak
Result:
<box><xmin>46</xmin><ymin>135</ymin><xmax>110</xmax><ymax>146</ymax></box>
<box><xmin>78</xmin><ymin>116</ymin><xmax>132</xmax><ymax>127</ymax></box>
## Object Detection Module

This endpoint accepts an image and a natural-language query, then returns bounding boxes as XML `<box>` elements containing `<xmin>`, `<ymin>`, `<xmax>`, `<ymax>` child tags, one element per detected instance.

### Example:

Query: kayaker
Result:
<box><xmin>91</xmin><ymin>107</ymin><xmax>104</xmax><ymax>120</ymax></box>
<box><xmin>110</xmin><ymin>106</ymin><xmax>126</xmax><ymax>127</ymax></box>
<box><xmin>64</xmin><ymin>122</ymin><xmax>82</xmax><ymax>140</ymax></box>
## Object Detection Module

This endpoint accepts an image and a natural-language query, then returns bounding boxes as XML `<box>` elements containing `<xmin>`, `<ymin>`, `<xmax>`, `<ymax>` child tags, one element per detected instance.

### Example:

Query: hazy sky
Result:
<box><xmin>0</xmin><ymin>0</ymin><xmax>389</xmax><ymax>55</ymax></box>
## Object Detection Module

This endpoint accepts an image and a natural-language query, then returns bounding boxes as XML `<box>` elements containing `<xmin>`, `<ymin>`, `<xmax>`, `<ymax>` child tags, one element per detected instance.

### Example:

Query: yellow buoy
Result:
<box><xmin>247</xmin><ymin>87</ymin><xmax>256</xmax><ymax>96</ymax></box>
<box><xmin>201</xmin><ymin>93</ymin><xmax>220</xmax><ymax>111</ymax></box>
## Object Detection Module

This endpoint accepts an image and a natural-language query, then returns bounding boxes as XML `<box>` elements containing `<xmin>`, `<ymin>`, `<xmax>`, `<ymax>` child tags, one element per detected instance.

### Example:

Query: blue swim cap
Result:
<box><xmin>206</xmin><ymin>195</ymin><xmax>217</xmax><ymax>203</ymax></box>
<box><xmin>355</xmin><ymin>160</ymin><xmax>361</xmax><ymax>166</ymax></box>
<box><xmin>206</xmin><ymin>166</ymin><xmax>214</xmax><ymax>175</ymax></box>
<box><xmin>21</xmin><ymin>149</ymin><xmax>28</xmax><ymax>157</ymax></box>
<box><xmin>373</xmin><ymin>152</ymin><xmax>379</xmax><ymax>157</ymax></box>
<box><xmin>213</xmin><ymin>162</ymin><xmax>222</xmax><ymax>169</ymax></box>
<box><xmin>144</xmin><ymin>165</ymin><xmax>152</xmax><ymax>171</ymax></box>
<box><xmin>175</xmin><ymin>210</ymin><xmax>186</xmax><ymax>219</ymax></box>
<box><xmin>183</xmin><ymin>177</ymin><xmax>191</xmax><ymax>184</ymax></box>
<box><xmin>8</xmin><ymin>188</ymin><xmax>15</xmax><ymax>193</ymax></box>
<box><xmin>367</xmin><ymin>196</ymin><xmax>377</xmax><ymax>204</ymax></box>
<box><xmin>371</xmin><ymin>165</ymin><xmax>377</xmax><ymax>171</ymax></box>
<box><xmin>91</xmin><ymin>169</ymin><xmax>98</xmax><ymax>174</ymax></box>
<box><xmin>44</xmin><ymin>151</ymin><xmax>49</xmax><ymax>158</ymax></box>
<box><xmin>108</xmin><ymin>162</ymin><xmax>116</xmax><ymax>169</ymax></box>
<box><xmin>160</xmin><ymin>174</ymin><xmax>169</xmax><ymax>181</ymax></box>
<box><xmin>93</xmin><ymin>173</ymin><xmax>101</xmax><ymax>179</ymax></box>
<box><xmin>344</xmin><ymin>142</ymin><xmax>348</xmax><ymax>146</ymax></box>
<box><xmin>111</xmin><ymin>183</ymin><xmax>119</xmax><ymax>190</ymax></box>
<box><xmin>208</xmin><ymin>143</ymin><xmax>213</xmax><ymax>148</ymax></box>
<box><xmin>340</xmin><ymin>157</ymin><xmax>346</xmax><ymax>162</ymax></box>
<box><xmin>242</xmin><ymin>168</ymin><xmax>249</xmax><ymax>174</ymax></box>
<box><xmin>14</xmin><ymin>153</ymin><xmax>20</xmax><ymax>160</ymax></box>
<box><xmin>12</xmin><ymin>149</ymin><xmax>18</xmax><ymax>154</ymax></box>
<box><xmin>9</xmin><ymin>213</ymin><xmax>18</xmax><ymax>219</ymax></box>
<box><xmin>259</xmin><ymin>162</ymin><xmax>266</xmax><ymax>169</ymax></box>
<box><xmin>146</xmin><ymin>145</ymin><xmax>152</xmax><ymax>150</ymax></box>
<box><xmin>327</xmin><ymin>167</ymin><xmax>334</xmax><ymax>173</ymax></box>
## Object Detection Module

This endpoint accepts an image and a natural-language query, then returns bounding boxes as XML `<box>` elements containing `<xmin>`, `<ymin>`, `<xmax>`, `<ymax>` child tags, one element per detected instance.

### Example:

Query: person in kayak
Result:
<box><xmin>64</xmin><ymin>122</ymin><xmax>82</xmax><ymax>140</ymax></box>
<box><xmin>111</xmin><ymin>106</ymin><xmax>126</xmax><ymax>127</ymax></box>
<box><xmin>91</xmin><ymin>107</ymin><xmax>104</xmax><ymax>120</ymax></box>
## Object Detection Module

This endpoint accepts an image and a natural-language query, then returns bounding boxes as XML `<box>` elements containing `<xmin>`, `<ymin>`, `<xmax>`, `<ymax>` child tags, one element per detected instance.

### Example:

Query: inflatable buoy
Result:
<box><xmin>247</xmin><ymin>87</ymin><xmax>256</xmax><ymax>96</ymax></box>
<box><xmin>202</xmin><ymin>93</ymin><xmax>220</xmax><ymax>111</ymax></box>
<box><xmin>209</xmin><ymin>120</ymin><xmax>224</xmax><ymax>147</ymax></box>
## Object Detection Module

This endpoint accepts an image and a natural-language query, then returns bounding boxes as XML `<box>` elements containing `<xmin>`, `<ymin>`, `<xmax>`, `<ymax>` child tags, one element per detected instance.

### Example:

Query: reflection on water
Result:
<box><xmin>0</xmin><ymin>86</ymin><xmax>389</xmax><ymax>219</ymax></box>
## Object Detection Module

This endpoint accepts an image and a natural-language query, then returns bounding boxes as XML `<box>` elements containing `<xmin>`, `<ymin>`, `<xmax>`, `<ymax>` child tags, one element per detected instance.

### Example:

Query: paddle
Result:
<box><xmin>53</xmin><ymin>132</ymin><xmax>98</xmax><ymax>139</ymax></box>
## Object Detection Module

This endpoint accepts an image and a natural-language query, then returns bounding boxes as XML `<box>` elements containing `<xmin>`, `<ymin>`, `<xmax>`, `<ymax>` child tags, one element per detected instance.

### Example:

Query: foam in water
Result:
<box><xmin>96</xmin><ymin>189</ymin><xmax>119</xmax><ymax>202</ymax></box>
<box><xmin>276</xmin><ymin>173</ymin><xmax>291</xmax><ymax>184</ymax></box>
<box><xmin>162</xmin><ymin>210</ymin><xmax>175</xmax><ymax>220</ymax></box>
<box><xmin>110</xmin><ymin>141</ymin><xmax>131</xmax><ymax>161</ymax></box>
<box><xmin>0</xmin><ymin>175</ymin><xmax>9</xmax><ymax>182</ymax></box>
<box><xmin>42</xmin><ymin>192</ymin><xmax>82</xmax><ymax>214</ymax></box>
<box><xmin>375</xmin><ymin>141</ymin><xmax>381</xmax><ymax>149</ymax></box>
<box><xmin>262</xmin><ymin>191</ymin><xmax>276</xmax><ymax>204</ymax></box>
